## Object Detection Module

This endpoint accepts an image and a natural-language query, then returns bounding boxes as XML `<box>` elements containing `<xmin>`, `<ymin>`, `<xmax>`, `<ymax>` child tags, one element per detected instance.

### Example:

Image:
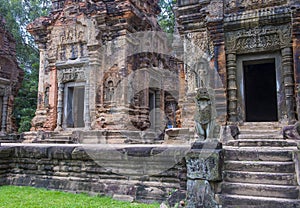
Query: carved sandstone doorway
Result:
<box><xmin>243</xmin><ymin>60</ymin><xmax>278</xmax><ymax>122</ymax></box>
<box><xmin>236</xmin><ymin>54</ymin><xmax>284</xmax><ymax>123</ymax></box>
<box><xmin>63</xmin><ymin>82</ymin><xmax>85</xmax><ymax>128</ymax></box>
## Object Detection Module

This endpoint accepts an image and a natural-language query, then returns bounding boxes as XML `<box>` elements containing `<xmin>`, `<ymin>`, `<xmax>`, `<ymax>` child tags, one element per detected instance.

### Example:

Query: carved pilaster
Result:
<box><xmin>227</xmin><ymin>53</ymin><xmax>237</xmax><ymax>122</ymax></box>
<box><xmin>291</xmin><ymin>2</ymin><xmax>300</xmax><ymax>120</ymax></box>
<box><xmin>84</xmin><ymin>73</ymin><xmax>91</xmax><ymax>130</ymax></box>
<box><xmin>38</xmin><ymin>47</ymin><xmax>47</xmax><ymax>109</ymax></box>
<box><xmin>55</xmin><ymin>83</ymin><xmax>64</xmax><ymax>131</ymax></box>
<box><xmin>1</xmin><ymin>93</ymin><xmax>8</xmax><ymax>133</ymax></box>
<box><xmin>87</xmin><ymin>46</ymin><xmax>101</xmax><ymax>130</ymax></box>
<box><xmin>282</xmin><ymin>47</ymin><xmax>297</xmax><ymax>123</ymax></box>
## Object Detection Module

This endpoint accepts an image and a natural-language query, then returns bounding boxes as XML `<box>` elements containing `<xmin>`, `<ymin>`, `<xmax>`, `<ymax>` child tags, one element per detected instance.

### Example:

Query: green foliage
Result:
<box><xmin>0</xmin><ymin>186</ymin><xmax>159</xmax><ymax>208</ymax></box>
<box><xmin>158</xmin><ymin>0</ymin><xmax>177</xmax><ymax>33</ymax></box>
<box><xmin>0</xmin><ymin>0</ymin><xmax>51</xmax><ymax>132</ymax></box>
<box><xmin>14</xmin><ymin>58</ymin><xmax>39</xmax><ymax>132</ymax></box>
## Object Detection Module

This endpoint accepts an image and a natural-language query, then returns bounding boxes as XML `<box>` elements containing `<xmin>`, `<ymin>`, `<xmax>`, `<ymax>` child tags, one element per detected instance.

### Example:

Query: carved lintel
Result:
<box><xmin>226</xmin><ymin>25</ymin><xmax>292</xmax><ymax>54</ymax></box>
<box><xmin>57</xmin><ymin>67</ymin><xmax>86</xmax><ymax>83</ymax></box>
<box><xmin>225</xmin><ymin>0</ymin><xmax>287</xmax><ymax>12</ymax></box>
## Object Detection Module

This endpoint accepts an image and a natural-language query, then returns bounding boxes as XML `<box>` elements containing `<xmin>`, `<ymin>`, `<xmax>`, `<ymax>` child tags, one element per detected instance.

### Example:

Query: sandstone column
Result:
<box><xmin>282</xmin><ymin>47</ymin><xmax>297</xmax><ymax>124</ymax></box>
<box><xmin>55</xmin><ymin>83</ymin><xmax>64</xmax><ymax>131</ymax></box>
<box><xmin>38</xmin><ymin>46</ymin><xmax>46</xmax><ymax>109</ymax></box>
<box><xmin>292</xmin><ymin>2</ymin><xmax>300</xmax><ymax>121</ymax></box>
<box><xmin>0</xmin><ymin>91</ymin><xmax>8</xmax><ymax>133</ymax></box>
<box><xmin>226</xmin><ymin>53</ymin><xmax>237</xmax><ymax>123</ymax></box>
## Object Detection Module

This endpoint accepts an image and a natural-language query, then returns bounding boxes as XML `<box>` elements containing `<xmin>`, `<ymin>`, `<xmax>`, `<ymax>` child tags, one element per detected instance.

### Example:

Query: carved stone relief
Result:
<box><xmin>57</xmin><ymin>67</ymin><xmax>86</xmax><ymax>83</ymax></box>
<box><xmin>226</xmin><ymin>25</ymin><xmax>291</xmax><ymax>54</ymax></box>
<box><xmin>103</xmin><ymin>66</ymin><xmax>121</xmax><ymax>103</ymax></box>
<box><xmin>186</xmin><ymin>31</ymin><xmax>210</xmax><ymax>56</ymax></box>
<box><xmin>48</xmin><ymin>22</ymin><xmax>88</xmax><ymax>62</ymax></box>
<box><xmin>207</xmin><ymin>0</ymin><xmax>223</xmax><ymax>19</ymax></box>
<box><xmin>225</xmin><ymin>0</ymin><xmax>287</xmax><ymax>12</ymax></box>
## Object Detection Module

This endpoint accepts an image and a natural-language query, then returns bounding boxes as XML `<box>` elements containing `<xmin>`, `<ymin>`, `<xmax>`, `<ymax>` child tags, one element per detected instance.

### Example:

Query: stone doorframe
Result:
<box><xmin>55</xmin><ymin>65</ymin><xmax>91</xmax><ymax>131</ymax></box>
<box><xmin>236</xmin><ymin>53</ymin><xmax>283</xmax><ymax>122</ymax></box>
<box><xmin>225</xmin><ymin>24</ymin><xmax>297</xmax><ymax>124</ymax></box>
<box><xmin>62</xmin><ymin>82</ymin><xmax>86</xmax><ymax>129</ymax></box>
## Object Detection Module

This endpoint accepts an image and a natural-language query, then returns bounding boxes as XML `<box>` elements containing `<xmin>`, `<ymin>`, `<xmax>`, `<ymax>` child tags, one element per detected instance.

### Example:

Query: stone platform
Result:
<box><xmin>0</xmin><ymin>143</ymin><xmax>189</xmax><ymax>203</ymax></box>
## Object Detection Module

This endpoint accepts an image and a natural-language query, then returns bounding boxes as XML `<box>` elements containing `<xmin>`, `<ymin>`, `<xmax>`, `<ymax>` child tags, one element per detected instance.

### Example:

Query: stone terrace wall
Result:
<box><xmin>0</xmin><ymin>144</ymin><xmax>187</xmax><ymax>203</ymax></box>
<box><xmin>0</xmin><ymin>147</ymin><xmax>11</xmax><ymax>185</ymax></box>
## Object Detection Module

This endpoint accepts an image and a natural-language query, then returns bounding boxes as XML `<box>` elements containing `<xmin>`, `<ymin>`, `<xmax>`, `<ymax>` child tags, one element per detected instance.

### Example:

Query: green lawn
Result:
<box><xmin>0</xmin><ymin>186</ymin><xmax>160</xmax><ymax>208</ymax></box>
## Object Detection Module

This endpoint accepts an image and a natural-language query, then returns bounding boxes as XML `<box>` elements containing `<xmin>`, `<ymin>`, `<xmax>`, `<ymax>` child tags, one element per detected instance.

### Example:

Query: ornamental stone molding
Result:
<box><xmin>225</xmin><ymin>25</ymin><xmax>292</xmax><ymax>54</ymax></box>
<box><xmin>57</xmin><ymin>67</ymin><xmax>86</xmax><ymax>83</ymax></box>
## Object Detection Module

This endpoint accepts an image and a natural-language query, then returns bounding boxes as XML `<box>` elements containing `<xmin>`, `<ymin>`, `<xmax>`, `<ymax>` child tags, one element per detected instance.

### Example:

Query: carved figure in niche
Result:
<box><xmin>190</xmin><ymin>59</ymin><xmax>209</xmax><ymax>92</ymax></box>
<box><xmin>105</xmin><ymin>80</ymin><xmax>114</xmax><ymax>102</ymax></box>
<box><xmin>176</xmin><ymin>107</ymin><xmax>182</xmax><ymax>128</ymax></box>
<box><xmin>194</xmin><ymin>87</ymin><xmax>212</xmax><ymax>140</ymax></box>
<box><xmin>70</xmin><ymin>44</ymin><xmax>78</xmax><ymax>60</ymax></box>
<box><xmin>165</xmin><ymin>93</ymin><xmax>178</xmax><ymax>128</ymax></box>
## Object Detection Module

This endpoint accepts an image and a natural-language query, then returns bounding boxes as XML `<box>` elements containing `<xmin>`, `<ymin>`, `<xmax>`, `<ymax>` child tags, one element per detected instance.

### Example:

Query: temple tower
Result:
<box><xmin>0</xmin><ymin>15</ymin><xmax>24</xmax><ymax>134</ymax></box>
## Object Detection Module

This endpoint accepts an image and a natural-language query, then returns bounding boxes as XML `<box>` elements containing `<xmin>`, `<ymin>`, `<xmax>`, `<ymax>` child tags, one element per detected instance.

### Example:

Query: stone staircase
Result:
<box><xmin>32</xmin><ymin>131</ymin><xmax>76</xmax><ymax>144</ymax></box>
<box><xmin>217</xmin><ymin>123</ymin><xmax>300</xmax><ymax>208</ymax></box>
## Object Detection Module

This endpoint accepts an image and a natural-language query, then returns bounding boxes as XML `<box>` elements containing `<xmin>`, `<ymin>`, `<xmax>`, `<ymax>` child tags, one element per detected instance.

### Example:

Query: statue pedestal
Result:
<box><xmin>185</xmin><ymin>140</ymin><xmax>223</xmax><ymax>207</ymax></box>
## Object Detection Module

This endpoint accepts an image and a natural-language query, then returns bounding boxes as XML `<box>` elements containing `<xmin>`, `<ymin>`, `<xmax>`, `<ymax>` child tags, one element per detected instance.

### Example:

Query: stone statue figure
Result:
<box><xmin>106</xmin><ymin>80</ymin><xmax>114</xmax><ymax>101</ymax></box>
<box><xmin>194</xmin><ymin>87</ymin><xmax>212</xmax><ymax>140</ymax></box>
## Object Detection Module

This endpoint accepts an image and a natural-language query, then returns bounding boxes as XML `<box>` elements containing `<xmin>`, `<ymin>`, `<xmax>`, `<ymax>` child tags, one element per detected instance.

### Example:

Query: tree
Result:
<box><xmin>158</xmin><ymin>0</ymin><xmax>177</xmax><ymax>33</ymax></box>
<box><xmin>0</xmin><ymin>0</ymin><xmax>51</xmax><ymax>132</ymax></box>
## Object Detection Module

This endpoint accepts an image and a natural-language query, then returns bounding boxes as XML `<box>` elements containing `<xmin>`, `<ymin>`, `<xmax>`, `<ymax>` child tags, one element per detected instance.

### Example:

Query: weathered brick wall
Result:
<box><xmin>0</xmin><ymin>15</ymin><xmax>24</xmax><ymax>133</ymax></box>
<box><xmin>0</xmin><ymin>145</ymin><xmax>187</xmax><ymax>203</ymax></box>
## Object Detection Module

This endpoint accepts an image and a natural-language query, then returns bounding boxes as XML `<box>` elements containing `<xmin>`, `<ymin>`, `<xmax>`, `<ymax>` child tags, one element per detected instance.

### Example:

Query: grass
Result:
<box><xmin>0</xmin><ymin>186</ymin><xmax>160</xmax><ymax>208</ymax></box>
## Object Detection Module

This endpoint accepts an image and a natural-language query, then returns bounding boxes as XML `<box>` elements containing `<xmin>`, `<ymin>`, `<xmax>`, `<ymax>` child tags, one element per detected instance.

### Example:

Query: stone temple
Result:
<box><xmin>26</xmin><ymin>0</ymin><xmax>185</xmax><ymax>143</ymax></box>
<box><xmin>0</xmin><ymin>15</ymin><xmax>23</xmax><ymax>135</ymax></box>
<box><xmin>1</xmin><ymin>0</ymin><xmax>300</xmax><ymax>207</ymax></box>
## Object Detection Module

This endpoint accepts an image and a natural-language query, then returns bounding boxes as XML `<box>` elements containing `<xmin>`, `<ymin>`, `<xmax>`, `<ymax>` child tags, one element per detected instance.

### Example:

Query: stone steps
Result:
<box><xmin>219</xmin><ymin>182</ymin><xmax>299</xmax><ymax>199</ymax></box>
<box><xmin>217</xmin><ymin>194</ymin><xmax>300</xmax><ymax>208</ymax></box>
<box><xmin>219</xmin><ymin>123</ymin><xmax>300</xmax><ymax>207</ymax></box>
<box><xmin>224</xmin><ymin>160</ymin><xmax>295</xmax><ymax>173</ymax></box>
<box><xmin>239</xmin><ymin>129</ymin><xmax>281</xmax><ymax>134</ymax></box>
<box><xmin>238</xmin><ymin>123</ymin><xmax>282</xmax><ymax>138</ymax></box>
<box><xmin>226</xmin><ymin>139</ymin><xmax>297</xmax><ymax>147</ymax></box>
<box><xmin>238</xmin><ymin>134</ymin><xmax>283</xmax><ymax>139</ymax></box>
<box><xmin>34</xmin><ymin>135</ymin><xmax>75</xmax><ymax>144</ymax></box>
<box><xmin>224</xmin><ymin>171</ymin><xmax>297</xmax><ymax>185</ymax></box>
<box><xmin>239</xmin><ymin>122</ymin><xmax>281</xmax><ymax>129</ymax></box>
<box><xmin>80</xmin><ymin>136</ymin><xmax>107</xmax><ymax>144</ymax></box>
<box><xmin>224</xmin><ymin>148</ymin><xmax>294</xmax><ymax>161</ymax></box>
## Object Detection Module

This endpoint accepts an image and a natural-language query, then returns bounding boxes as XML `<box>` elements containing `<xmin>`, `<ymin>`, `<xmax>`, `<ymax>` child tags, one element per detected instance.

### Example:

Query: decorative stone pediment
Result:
<box><xmin>47</xmin><ymin>21</ymin><xmax>88</xmax><ymax>62</ymax></box>
<box><xmin>225</xmin><ymin>25</ymin><xmax>291</xmax><ymax>54</ymax></box>
<box><xmin>57</xmin><ymin>67</ymin><xmax>86</xmax><ymax>83</ymax></box>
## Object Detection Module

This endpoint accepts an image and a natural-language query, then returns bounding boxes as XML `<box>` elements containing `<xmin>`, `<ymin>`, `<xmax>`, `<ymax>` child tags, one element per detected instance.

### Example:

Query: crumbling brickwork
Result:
<box><xmin>0</xmin><ymin>15</ymin><xmax>24</xmax><ymax>134</ymax></box>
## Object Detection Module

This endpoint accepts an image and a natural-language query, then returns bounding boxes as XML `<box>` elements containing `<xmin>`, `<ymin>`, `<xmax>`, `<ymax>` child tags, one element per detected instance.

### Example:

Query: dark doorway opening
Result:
<box><xmin>149</xmin><ymin>90</ymin><xmax>156</xmax><ymax>130</ymax></box>
<box><xmin>243</xmin><ymin>60</ymin><xmax>278</xmax><ymax>122</ymax></box>
<box><xmin>66</xmin><ymin>86</ymin><xmax>85</xmax><ymax>128</ymax></box>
